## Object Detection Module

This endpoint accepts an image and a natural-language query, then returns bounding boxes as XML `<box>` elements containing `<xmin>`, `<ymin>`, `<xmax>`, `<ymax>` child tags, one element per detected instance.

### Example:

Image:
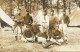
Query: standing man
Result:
<box><xmin>36</xmin><ymin>5</ymin><xmax>44</xmax><ymax>33</ymax></box>
<box><xmin>43</xmin><ymin>9</ymin><xmax>49</xmax><ymax>32</ymax></box>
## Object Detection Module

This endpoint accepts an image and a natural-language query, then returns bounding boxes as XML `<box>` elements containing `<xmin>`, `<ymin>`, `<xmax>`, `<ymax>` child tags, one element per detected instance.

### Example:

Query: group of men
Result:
<box><xmin>13</xmin><ymin>4</ymin><xmax>70</xmax><ymax>48</ymax></box>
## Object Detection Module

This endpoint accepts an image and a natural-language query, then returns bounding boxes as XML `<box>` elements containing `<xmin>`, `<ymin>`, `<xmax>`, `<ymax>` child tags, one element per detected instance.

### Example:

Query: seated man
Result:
<box><xmin>49</xmin><ymin>16</ymin><xmax>66</xmax><ymax>44</ymax></box>
<box><xmin>23</xmin><ymin>12</ymin><xmax>40</xmax><ymax>42</ymax></box>
<box><xmin>23</xmin><ymin>25</ymin><xmax>40</xmax><ymax>42</ymax></box>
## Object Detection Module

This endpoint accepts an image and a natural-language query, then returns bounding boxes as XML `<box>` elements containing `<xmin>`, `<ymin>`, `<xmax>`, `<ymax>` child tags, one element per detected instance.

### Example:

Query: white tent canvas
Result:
<box><xmin>69</xmin><ymin>7</ymin><xmax>80</xmax><ymax>26</ymax></box>
<box><xmin>0</xmin><ymin>8</ymin><xmax>14</xmax><ymax>26</ymax></box>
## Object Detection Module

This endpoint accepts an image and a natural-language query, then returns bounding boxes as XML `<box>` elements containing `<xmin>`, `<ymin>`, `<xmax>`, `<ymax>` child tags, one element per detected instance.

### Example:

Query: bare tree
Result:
<box><xmin>57</xmin><ymin>0</ymin><xmax>59</xmax><ymax>17</ymax></box>
<box><xmin>69</xmin><ymin>2</ymin><xmax>71</xmax><ymax>14</ymax></box>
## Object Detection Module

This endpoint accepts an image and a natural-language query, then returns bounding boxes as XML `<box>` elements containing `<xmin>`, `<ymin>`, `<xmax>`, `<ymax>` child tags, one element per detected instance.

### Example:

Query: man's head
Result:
<box><xmin>38</xmin><ymin>4</ymin><xmax>43</xmax><ymax>10</ymax></box>
<box><xmin>44</xmin><ymin>9</ymin><xmax>47</xmax><ymax>16</ymax></box>
<box><xmin>51</xmin><ymin>10</ymin><xmax>54</xmax><ymax>16</ymax></box>
<box><xmin>27</xmin><ymin>12</ymin><xmax>29</xmax><ymax>16</ymax></box>
<box><xmin>26</xmin><ymin>10</ymin><xmax>29</xmax><ymax>16</ymax></box>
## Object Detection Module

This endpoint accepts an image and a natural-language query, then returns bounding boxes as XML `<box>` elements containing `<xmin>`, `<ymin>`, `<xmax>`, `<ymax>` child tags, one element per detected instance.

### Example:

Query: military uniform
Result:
<box><xmin>24</xmin><ymin>14</ymin><xmax>33</xmax><ymax>26</ymax></box>
<box><xmin>60</xmin><ymin>15</ymin><xmax>70</xmax><ymax>26</ymax></box>
<box><xmin>49</xmin><ymin>16</ymin><xmax>61</xmax><ymax>39</ymax></box>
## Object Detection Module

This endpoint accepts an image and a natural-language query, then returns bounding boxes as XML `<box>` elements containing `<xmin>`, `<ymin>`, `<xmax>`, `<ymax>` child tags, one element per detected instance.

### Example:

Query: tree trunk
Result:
<box><xmin>43</xmin><ymin>0</ymin><xmax>45</xmax><ymax>10</ymax></box>
<box><xmin>50</xmin><ymin>0</ymin><xmax>52</xmax><ymax>10</ymax></box>
<box><xmin>57</xmin><ymin>0</ymin><xmax>59</xmax><ymax>17</ymax></box>
<box><xmin>69</xmin><ymin>2</ymin><xmax>71</xmax><ymax>14</ymax></box>
<box><xmin>25</xmin><ymin>0</ymin><xmax>27</xmax><ymax>9</ymax></box>
<box><xmin>30</xmin><ymin>0</ymin><xmax>32</xmax><ymax>13</ymax></box>
<box><xmin>63</xmin><ymin>0</ymin><xmax>66</xmax><ymax>15</ymax></box>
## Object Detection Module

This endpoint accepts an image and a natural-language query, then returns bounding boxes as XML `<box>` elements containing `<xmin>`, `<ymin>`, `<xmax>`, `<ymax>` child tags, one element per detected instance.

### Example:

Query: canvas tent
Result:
<box><xmin>69</xmin><ymin>7</ymin><xmax>80</xmax><ymax>26</ymax></box>
<box><xmin>0</xmin><ymin>8</ymin><xmax>14</xmax><ymax>27</ymax></box>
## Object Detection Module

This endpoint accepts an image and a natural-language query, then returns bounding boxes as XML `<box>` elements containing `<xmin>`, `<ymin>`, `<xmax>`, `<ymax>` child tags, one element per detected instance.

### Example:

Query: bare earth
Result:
<box><xmin>0</xmin><ymin>27</ymin><xmax>80</xmax><ymax>52</ymax></box>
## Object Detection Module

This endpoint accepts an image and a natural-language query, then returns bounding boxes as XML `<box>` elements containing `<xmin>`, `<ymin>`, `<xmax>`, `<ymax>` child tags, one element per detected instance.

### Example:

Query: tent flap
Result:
<box><xmin>0</xmin><ymin>8</ymin><xmax>14</xmax><ymax>26</ymax></box>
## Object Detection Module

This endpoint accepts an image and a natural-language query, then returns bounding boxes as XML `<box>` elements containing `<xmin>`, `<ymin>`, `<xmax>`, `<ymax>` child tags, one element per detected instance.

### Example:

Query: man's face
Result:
<box><xmin>26</xmin><ymin>12</ymin><xmax>29</xmax><ymax>15</ymax></box>
<box><xmin>38</xmin><ymin>5</ymin><xmax>43</xmax><ymax>10</ymax></box>
<box><xmin>51</xmin><ymin>12</ymin><xmax>54</xmax><ymax>16</ymax></box>
<box><xmin>44</xmin><ymin>11</ymin><xmax>47</xmax><ymax>16</ymax></box>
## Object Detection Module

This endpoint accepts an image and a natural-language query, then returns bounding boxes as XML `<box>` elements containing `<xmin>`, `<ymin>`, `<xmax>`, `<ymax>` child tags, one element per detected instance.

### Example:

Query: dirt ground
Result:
<box><xmin>0</xmin><ymin>27</ymin><xmax>80</xmax><ymax>52</ymax></box>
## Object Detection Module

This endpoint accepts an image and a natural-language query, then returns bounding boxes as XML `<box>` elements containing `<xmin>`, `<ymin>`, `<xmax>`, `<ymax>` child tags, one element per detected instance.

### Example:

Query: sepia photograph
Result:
<box><xmin>0</xmin><ymin>0</ymin><xmax>80</xmax><ymax>52</ymax></box>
